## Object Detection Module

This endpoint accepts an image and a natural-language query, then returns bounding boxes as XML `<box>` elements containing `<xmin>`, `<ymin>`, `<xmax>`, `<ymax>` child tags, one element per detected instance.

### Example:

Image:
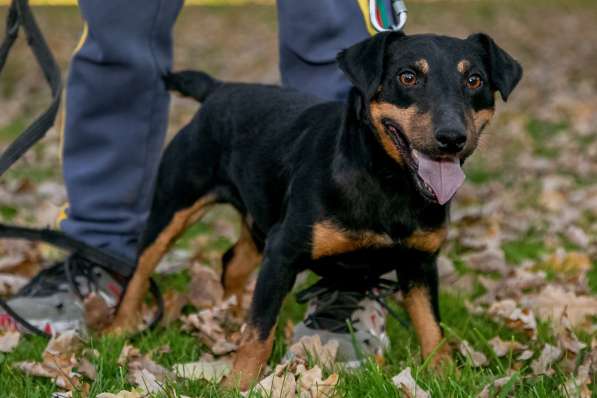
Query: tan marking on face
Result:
<box><xmin>369</xmin><ymin>102</ymin><xmax>433</xmax><ymax>164</ymax></box>
<box><xmin>107</xmin><ymin>194</ymin><xmax>216</xmax><ymax>333</ymax></box>
<box><xmin>472</xmin><ymin>108</ymin><xmax>495</xmax><ymax>132</ymax></box>
<box><xmin>223</xmin><ymin>219</ymin><xmax>262</xmax><ymax>310</ymax></box>
<box><xmin>311</xmin><ymin>220</ymin><xmax>393</xmax><ymax>259</ymax></box>
<box><xmin>457</xmin><ymin>59</ymin><xmax>471</xmax><ymax>74</ymax></box>
<box><xmin>226</xmin><ymin>325</ymin><xmax>275</xmax><ymax>389</ymax></box>
<box><xmin>404</xmin><ymin>227</ymin><xmax>447</xmax><ymax>253</ymax></box>
<box><xmin>416</xmin><ymin>59</ymin><xmax>430</xmax><ymax>74</ymax></box>
<box><xmin>403</xmin><ymin>287</ymin><xmax>450</xmax><ymax>363</ymax></box>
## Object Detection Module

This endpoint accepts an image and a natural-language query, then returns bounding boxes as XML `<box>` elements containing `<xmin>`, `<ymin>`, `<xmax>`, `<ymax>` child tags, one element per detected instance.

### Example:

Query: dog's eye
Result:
<box><xmin>465</xmin><ymin>74</ymin><xmax>483</xmax><ymax>90</ymax></box>
<box><xmin>398</xmin><ymin>71</ymin><xmax>417</xmax><ymax>87</ymax></box>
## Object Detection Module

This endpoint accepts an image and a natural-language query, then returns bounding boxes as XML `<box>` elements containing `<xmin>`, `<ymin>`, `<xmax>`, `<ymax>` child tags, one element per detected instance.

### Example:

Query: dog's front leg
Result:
<box><xmin>397</xmin><ymin>256</ymin><xmax>451</xmax><ymax>368</ymax></box>
<box><xmin>223</xmin><ymin>224</ymin><xmax>301</xmax><ymax>390</ymax></box>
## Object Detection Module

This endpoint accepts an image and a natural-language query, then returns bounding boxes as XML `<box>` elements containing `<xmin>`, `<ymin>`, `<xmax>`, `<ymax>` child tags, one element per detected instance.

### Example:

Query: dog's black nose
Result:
<box><xmin>435</xmin><ymin>128</ymin><xmax>466</xmax><ymax>153</ymax></box>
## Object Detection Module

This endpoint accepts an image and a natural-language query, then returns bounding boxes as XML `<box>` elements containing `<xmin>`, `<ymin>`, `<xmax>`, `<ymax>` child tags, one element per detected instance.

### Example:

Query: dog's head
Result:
<box><xmin>338</xmin><ymin>32</ymin><xmax>522</xmax><ymax>205</ymax></box>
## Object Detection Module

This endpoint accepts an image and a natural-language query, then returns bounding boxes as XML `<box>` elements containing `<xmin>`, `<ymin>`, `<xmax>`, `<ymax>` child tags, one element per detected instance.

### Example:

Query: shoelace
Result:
<box><xmin>0</xmin><ymin>252</ymin><xmax>164</xmax><ymax>337</ymax></box>
<box><xmin>296</xmin><ymin>277</ymin><xmax>409</xmax><ymax>333</ymax></box>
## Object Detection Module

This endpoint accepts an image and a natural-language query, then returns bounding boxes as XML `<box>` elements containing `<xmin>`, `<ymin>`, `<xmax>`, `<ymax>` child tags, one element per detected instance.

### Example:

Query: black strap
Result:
<box><xmin>0</xmin><ymin>0</ymin><xmax>163</xmax><ymax>336</ymax></box>
<box><xmin>0</xmin><ymin>0</ymin><xmax>62</xmax><ymax>175</ymax></box>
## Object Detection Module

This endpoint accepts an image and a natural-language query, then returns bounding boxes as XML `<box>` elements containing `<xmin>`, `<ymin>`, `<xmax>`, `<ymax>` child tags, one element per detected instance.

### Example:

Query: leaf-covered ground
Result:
<box><xmin>0</xmin><ymin>1</ymin><xmax>596</xmax><ymax>397</ymax></box>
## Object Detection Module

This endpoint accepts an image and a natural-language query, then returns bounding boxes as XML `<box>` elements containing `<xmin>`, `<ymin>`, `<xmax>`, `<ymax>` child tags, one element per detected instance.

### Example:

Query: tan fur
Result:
<box><xmin>457</xmin><ymin>59</ymin><xmax>471</xmax><ymax>74</ymax></box>
<box><xmin>224</xmin><ymin>325</ymin><xmax>275</xmax><ymax>390</ymax></box>
<box><xmin>369</xmin><ymin>101</ymin><xmax>434</xmax><ymax>164</ymax></box>
<box><xmin>223</xmin><ymin>219</ymin><xmax>262</xmax><ymax>309</ymax></box>
<box><xmin>404</xmin><ymin>227</ymin><xmax>447</xmax><ymax>253</ymax></box>
<box><xmin>403</xmin><ymin>287</ymin><xmax>451</xmax><ymax>365</ymax></box>
<box><xmin>416</xmin><ymin>59</ymin><xmax>430</xmax><ymax>74</ymax></box>
<box><xmin>107</xmin><ymin>194</ymin><xmax>216</xmax><ymax>333</ymax></box>
<box><xmin>311</xmin><ymin>220</ymin><xmax>393</xmax><ymax>259</ymax></box>
<box><xmin>472</xmin><ymin>108</ymin><xmax>495</xmax><ymax>132</ymax></box>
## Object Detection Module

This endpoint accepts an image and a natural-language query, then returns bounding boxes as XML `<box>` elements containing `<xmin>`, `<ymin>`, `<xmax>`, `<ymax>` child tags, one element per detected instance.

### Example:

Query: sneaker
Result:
<box><xmin>0</xmin><ymin>253</ymin><xmax>124</xmax><ymax>335</ymax></box>
<box><xmin>292</xmin><ymin>278</ymin><xmax>398</xmax><ymax>364</ymax></box>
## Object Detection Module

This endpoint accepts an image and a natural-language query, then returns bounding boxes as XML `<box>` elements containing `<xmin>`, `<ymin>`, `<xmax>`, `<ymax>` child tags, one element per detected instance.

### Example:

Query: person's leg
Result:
<box><xmin>276</xmin><ymin>0</ymin><xmax>372</xmax><ymax>101</ymax></box>
<box><xmin>60</xmin><ymin>0</ymin><xmax>184</xmax><ymax>262</ymax></box>
<box><xmin>1</xmin><ymin>0</ymin><xmax>184</xmax><ymax>335</ymax></box>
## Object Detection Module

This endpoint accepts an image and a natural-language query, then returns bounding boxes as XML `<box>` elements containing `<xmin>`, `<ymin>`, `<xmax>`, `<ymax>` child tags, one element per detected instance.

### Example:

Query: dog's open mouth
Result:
<box><xmin>382</xmin><ymin>119</ymin><xmax>465</xmax><ymax>205</ymax></box>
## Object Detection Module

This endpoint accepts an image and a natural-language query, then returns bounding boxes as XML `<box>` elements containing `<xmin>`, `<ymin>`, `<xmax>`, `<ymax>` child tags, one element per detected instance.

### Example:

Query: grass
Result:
<box><xmin>1</xmin><ymin>222</ymin><xmax>594</xmax><ymax>397</ymax></box>
<box><xmin>1</xmin><ymin>1</ymin><xmax>596</xmax><ymax>397</ymax></box>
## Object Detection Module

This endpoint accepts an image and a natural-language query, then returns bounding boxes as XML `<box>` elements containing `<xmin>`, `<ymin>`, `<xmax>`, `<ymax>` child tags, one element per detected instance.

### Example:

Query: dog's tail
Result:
<box><xmin>164</xmin><ymin>70</ymin><xmax>221</xmax><ymax>102</ymax></box>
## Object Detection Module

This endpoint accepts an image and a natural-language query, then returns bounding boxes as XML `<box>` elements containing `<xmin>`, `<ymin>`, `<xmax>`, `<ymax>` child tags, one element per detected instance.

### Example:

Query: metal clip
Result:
<box><xmin>369</xmin><ymin>0</ymin><xmax>408</xmax><ymax>33</ymax></box>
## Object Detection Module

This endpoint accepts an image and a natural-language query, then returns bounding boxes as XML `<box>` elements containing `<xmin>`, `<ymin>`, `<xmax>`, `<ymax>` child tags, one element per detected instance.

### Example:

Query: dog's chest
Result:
<box><xmin>310</xmin><ymin>220</ymin><xmax>447</xmax><ymax>260</ymax></box>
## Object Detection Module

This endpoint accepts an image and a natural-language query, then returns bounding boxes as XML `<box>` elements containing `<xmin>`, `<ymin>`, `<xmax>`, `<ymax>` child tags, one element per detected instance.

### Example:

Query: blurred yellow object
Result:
<box><xmin>0</xmin><ymin>0</ymin><xmax>275</xmax><ymax>5</ymax></box>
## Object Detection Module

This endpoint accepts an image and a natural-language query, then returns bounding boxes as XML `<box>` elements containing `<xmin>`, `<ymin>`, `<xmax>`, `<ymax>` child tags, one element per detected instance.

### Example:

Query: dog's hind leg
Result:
<box><xmin>106</xmin><ymin>122</ymin><xmax>219</xmax><ymax>334</ymax></box>
<box><xmin>221</xmin><ymin>219</ymin><xmax>263</xmax><ymax>313</ymax></box>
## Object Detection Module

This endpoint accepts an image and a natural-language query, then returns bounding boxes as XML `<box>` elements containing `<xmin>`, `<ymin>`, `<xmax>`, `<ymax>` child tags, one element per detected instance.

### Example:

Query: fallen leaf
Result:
<box><xmin>517</xmin><ymin>350</ymin><xmax>534</xmax><ymax>361</ymax></box>
<box><xmin>458</xmin><ymin>340</ymin><xmax>488</xmax><ymax>367</ymax></box>
<box><xmin>96</xmin><ymin>390</ymin><xmax>144</xmax><ymax>398</ymax></box>
<box><xmin>487</xmin><ymin>299</ymin><xmax>537</xmax><ymax>337</ymax></box>
<box><xmin>118</xmin><ymin>343</ymin><xmax>174</xmax><ymax>394</ymax></box>
<box><xmin>391</xmin><ymin>367</ymin><xmax>430</xmax><ymax>398</ymax></box>
<box><xmin>488</xmin><ymin>336</ymin><xmax>527</xmax><ymax>358</ymax></box>
<box><xmin>0</xmin><ymin>273</ymin><xmax>29</xmax><ymax>295</ymax></box>
<box><xmin>0</xmin><ymin>330</ymin><xmax>20</xmax><ymax>353</ymax></box>
<box><xmin>463</xmin><ymin>248</ymin><xmax>509</xmax><ymax>275</ymax></box>
<box><xmin>173</xmin><ymin>359</ymin><xmax>231</xmax><ymax>383</ymax></box>
<box><xmin>77</xmin><ymin>357</ymin><xmax>97</xmax><ymax>381</ymax></box>
<box><xmin>251</xmin><ymin>370</ymin><xmax>296</xmax><ymax>398</ymax></box>
<box><xmin>476</xmin><ymin>376</ymin><xmax>514</xmax><ymax>398</ymax></box>
<box><xmin>523</xmin><ymin>285</ymin><xmax>597</xmax><ymax>330</ymax></box>
<box><xmin>187</xmin><ymin>263</ymin><xmax>224</xmax><ymax>309</ymax></box>
<box><xmin>295</xmin><ymin>364</ymin><xmax>338</xmax><ymax>398</ymax></box>
<box><xmin>531</xmin><ymin>344</ymin><xmax>562</xmax><ymax>376</ymax></box>
<box><xmin>288</xmin><ymin>335</ymin><xmax>338</xmax><ymax>368</ymax></box>
<box><xmin>84</xmin><ymin>293</ymin><xmax>113</xmax><ymax>331</ymax></box>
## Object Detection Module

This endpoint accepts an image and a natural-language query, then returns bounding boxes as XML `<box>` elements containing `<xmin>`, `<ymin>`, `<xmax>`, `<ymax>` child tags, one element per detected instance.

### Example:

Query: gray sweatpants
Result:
<box><xmin>61</xmin><ymin>1</ymin><xmax>370</xmax><ymax>263</ymax></box>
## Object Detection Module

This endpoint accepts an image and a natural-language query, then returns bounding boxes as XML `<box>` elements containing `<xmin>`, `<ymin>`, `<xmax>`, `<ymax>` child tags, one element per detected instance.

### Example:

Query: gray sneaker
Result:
<box><xmin>292</xmin><ymin>278</ymin><xmax>397</xmax><ymax>364</ymax></box>
<box><xmin>0</xmin><ymin>254</ymin><xmax>124</xmax><ymax>335</ymax></box>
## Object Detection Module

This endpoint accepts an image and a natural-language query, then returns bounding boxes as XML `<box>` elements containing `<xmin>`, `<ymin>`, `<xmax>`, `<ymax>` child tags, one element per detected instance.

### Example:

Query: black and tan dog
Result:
<box><xmin>106</xmin><ymin>31</ymin><xmax>522</xmax><ymax>388</ymax></box>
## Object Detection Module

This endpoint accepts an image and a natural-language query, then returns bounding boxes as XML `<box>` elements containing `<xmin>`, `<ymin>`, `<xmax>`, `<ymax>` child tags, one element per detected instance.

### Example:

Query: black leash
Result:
<box><xmin>0</xmin><ymin>0</ymin><xmax>163</xmax><ymax>336</ymax></box>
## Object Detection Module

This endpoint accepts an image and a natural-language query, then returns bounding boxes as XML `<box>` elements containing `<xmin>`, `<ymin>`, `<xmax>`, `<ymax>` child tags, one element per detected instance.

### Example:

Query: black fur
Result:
<box><xmin>139</xmin><ymin>33</ymin><xmax>522</xmax><ymax>345</ymax></box>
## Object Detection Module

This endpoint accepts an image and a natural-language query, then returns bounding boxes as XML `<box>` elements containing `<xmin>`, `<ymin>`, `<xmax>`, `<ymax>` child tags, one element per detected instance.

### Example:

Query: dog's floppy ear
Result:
<box><xmin>467</xmin><ymin>33</ymin><xmax>523</xmax><ymax>101</ymax></box>
<box><xmin>337</xmin><ymin>31</ymin><xmax>403</xmax><ymax>103</ymax></box>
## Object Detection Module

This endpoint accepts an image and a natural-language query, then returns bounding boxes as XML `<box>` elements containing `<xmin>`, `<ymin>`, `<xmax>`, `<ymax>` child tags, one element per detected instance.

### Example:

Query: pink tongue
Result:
<box><xmin>414</xmin><ymin>151</ymin><xmax>465</xmax><ymax>205</ymax></box>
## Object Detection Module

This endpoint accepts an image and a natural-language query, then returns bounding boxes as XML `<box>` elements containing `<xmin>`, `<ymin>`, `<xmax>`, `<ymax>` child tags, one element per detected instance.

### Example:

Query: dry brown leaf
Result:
<box><xmin>556</xmin><ymin>312</ymin><xmax>587</xmax><ymax>355</ymax></box>
<box><xmin>476</xmin><ymin>376</ymin><xmax>514</xmax><ymax>398</ymax></box>
<box><xmin>96</xmin><ymin>389</ymin><xmax>144</xmax><ymax>398</ymax></box>
<box><xmin>517</xmin><ymin>350</ymin><xmax>534</xmax><ymax>361</ymax></box>
<box><xmin>0</xmin><ymin>273</ymin><xmax>29</xmax><ymax>295</ymax></box>
<box><xmin>488</xmin><ymin>336</ymin><xmax>527</xmax><ymax>358</ymax></box>
<box><xmin>295</xmin><ymin>364</ymin><xmax>338</xmax><ymax>398</ymax></box>
<box><xmin>0</xmin><ymin>330</ymin><xmax>20</xmax><ymax>353</ymax></box>
<box><xmin>16</xmin><ymin>331</ymin><xmax>87</xmax><ymax>391</ymax></box>
<box><xmin>187</xmin><ymin>263</ymin><xmax>224</xmax><ymax>309</ymax></box>
<box><xmin>84</xmin><ymin>293</ymin><xmax>113</xmax><ymax>331</ymax></box>
<box><xmin>391</xmin><ymin>367</ymin><xmax>430</xmax><ymax>398</ymax></box>
<box><xmin>458</xmin><ymin>340</ymin><xmax>488</xmax><ymax>367</ymax></box>
<box><xmin>173</xmin><ymin>359</ymin><xmax>231</xmax><ymax>383</ymax></box>
<box><xmin>540</xmin><ymin>250</ymin><xmax>591</xmax><ymax>276</ymax></box>
<box><xmin>288</xmin><ymin>335</ymin><xmax>338</xmax><ymax>368</ymax></box>
<box><xmin>462</xmin><ymin>248</ymin><xmax>509</xmax><ymax>275</ymax></box>
<box><xmin>530</xmin><ymin>344</ymin><xmax>562</xmax><ymax>376</ymax></box>
<box><xmin>487</xmin><ymin>299</ymin><xmax>537</xmax><ymax>337</ymax></box>
<box><xmin>77</xmin><ymin>358</ymin><xmax>97</xmax><ymax>381</ymax></box>
<box><xmin>118</xmin><ymin>343</ymin><xmax>173</xmax><ymax>394</ymax></box>
<box><xmin>524</xmin><ymin>285</ymin><xmax>597</xmax><ymax>330</ymax></box>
